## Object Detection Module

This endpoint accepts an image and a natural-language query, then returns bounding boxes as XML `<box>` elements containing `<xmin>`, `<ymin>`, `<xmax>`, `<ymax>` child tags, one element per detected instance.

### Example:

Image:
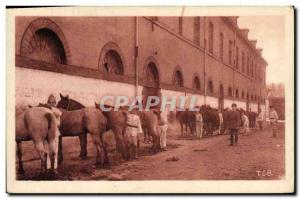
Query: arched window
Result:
<box><xmin>173</xmin><ymin>70</ymin><xmax>184</xmax><ymax>87</ymax></box>
<box><xmin>235</xmin><ymin>88</ymin><xmax>239</xmax><ymax>98</ymax></box>
<box><xmin>219</xmin><ymin>84</ymin><xmax>224</xmax><ymax>97</ymax></box>
<box><xmin>242</xmin><ymin>90</ymin><xmax>245</xmax><ymax>99</ymax></box>
<box><xmin>250</xmin><ymin>94</ymin><xmax>253</xmax><ymax>101</ymax></box>
<box><xmin>20</xmin><ymin>17</ymin><xmax>71</xmax><ymax>64</ymax></box>
<box><xmin>228</xmin><ymin>86</ymin><xmax>233</xmax><ymax>97</ymax></box>
<box><xmin>207</xmin><ymin>80</ymin><xmax>214</xmax><ymax>94</ymax></box>
<box><xmin>246</xmin><ymin>93</ymin><xmax>249</xmax><ymax>101</ymax></box>
<box><xmin>103</xmin><ymin>50</ymin><xmax>124</xmax><ymax>75</ymax></box>
<box><xmin>193</xmin><ymin>76</ymin><xmax>201</xmax><ymax>90</ymax></box>
<box><xmin>145</xmin><ymin>62</ymin><xmax>159</xmax><ymax>85</ymax></box>
<box><xmin>22</xmin><ymin>28</ymin><xmax>67</xmax><ymax>64</ymax></box>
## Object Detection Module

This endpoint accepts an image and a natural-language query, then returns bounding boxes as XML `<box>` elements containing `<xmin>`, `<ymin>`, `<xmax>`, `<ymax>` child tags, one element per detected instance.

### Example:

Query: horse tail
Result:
<box><xmin>45</xmin><ymin>112</ymin><xmax>59</xmax><ymax>141</ymax></box>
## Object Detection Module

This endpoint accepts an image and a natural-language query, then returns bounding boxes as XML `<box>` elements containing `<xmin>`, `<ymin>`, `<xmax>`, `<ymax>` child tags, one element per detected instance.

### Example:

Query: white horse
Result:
<box><xmin>16</xmin><ymin>106</ymin><xmax>62</xmax><ymax>175</ymax></box>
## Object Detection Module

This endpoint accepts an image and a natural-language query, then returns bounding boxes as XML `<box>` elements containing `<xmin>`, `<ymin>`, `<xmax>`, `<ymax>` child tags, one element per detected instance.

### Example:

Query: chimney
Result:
<box><xmin>241</xmin><ymin>29</ymin><xmax>249</xmax><ymax>38</ymax></box>
<box><xmin>250</xmin><ymin>40</ymin><xmax>257</xmax><ymax>48</ymax></box>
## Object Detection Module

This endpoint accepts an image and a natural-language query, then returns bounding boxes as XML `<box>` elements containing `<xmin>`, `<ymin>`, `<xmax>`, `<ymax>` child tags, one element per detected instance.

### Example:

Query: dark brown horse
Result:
<box><xmin>176</xmin><ymin>109</ymin><xmax>196</xmax><ymax>136</ymax></box>
<box><xmin>57</xmin><ymin>94</ymin><xmax>109</xmax><ymax>165</ymax></box>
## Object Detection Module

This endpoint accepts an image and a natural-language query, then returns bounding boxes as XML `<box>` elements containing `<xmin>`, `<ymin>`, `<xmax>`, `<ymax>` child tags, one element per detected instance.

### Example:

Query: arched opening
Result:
<box><xmin>235</xmin><ymin>88</ymin><xmax>239</xmax><ymax>99</ymax></box>
<box><xmin>173</xmin><ymin>70</ymin><xmax>184</xmax><ymax>87</ymax></box>
<box><xmin>142</xmin><ymin>60</ymin><xmax>161</xmax><ymax>108</ymax></box>
<box><xmin>218</xmin><ymin>84</ymin><xmax>224</xmax><ymax>110</ymax></box>
<box><xmin>242</xmin><ymin>90</ymin><xmax>245</xmax><ymax>99</ymax></box>
<box><xmin>23</xmin><ymin>28</ymin><xmax>67</xmax><ymax>64</ymax></box>
<box><xmin>103</xmin><ymin>50</ymin><xmax>124</xmax><ymax>75</ymax></box>
<box><xmin>246</xmin><ymin>93</ymin><xmax>250</xmax><ymax>111</ymax></box>
<box><xmin>228</xmin><ymin>86</ymin><xmax>233</xmax><ymax>97</ymax></box>
<box><xmin>193</xmin><ymin>76</ymin><xmax>201</xmax><ymax>90</ymax></box>
<box><xmin>207</xmin><ymin>80</ymin><xmax>214</xmax><ymax>94</ymax></box>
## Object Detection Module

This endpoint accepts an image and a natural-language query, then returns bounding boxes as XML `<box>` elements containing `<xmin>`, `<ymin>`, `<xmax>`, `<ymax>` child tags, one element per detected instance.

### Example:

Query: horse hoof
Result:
<box><xmin>80</xmin><ymin>156</ymin><xmax>88</xmax><ymax>160</ymax></box>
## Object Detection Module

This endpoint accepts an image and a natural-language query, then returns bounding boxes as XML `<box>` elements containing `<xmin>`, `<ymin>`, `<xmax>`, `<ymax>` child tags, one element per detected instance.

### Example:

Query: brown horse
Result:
<box><xmin>57</xmin><ymin>94</ymin><xmax>87</xmax><ymax>163</ymax></box>
<box><xmin>57</xmin><ymin>95</ymin><xmax>108</xmax><ymax>166</ymax></box>
<box><xmin>95</xmin><ymin>103</ymin><xmax>161</xmax><ymax>154</ymax></box>
<box><xmin>176</xmin><ymin>109</ymin><xmax>196</xmax><ymax>136</ymax></box>
<box><xmin>16</xmin><ymin>106</ymin><xmax>61</xmax><ymax>175</ymax></box>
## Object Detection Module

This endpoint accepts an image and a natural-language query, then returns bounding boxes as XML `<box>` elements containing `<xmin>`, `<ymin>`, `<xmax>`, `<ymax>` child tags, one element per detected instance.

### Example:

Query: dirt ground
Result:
<box><xmin>16</xmin><ymin>122</ymin><xmax>285</xmax><ymax>180</ymax></box>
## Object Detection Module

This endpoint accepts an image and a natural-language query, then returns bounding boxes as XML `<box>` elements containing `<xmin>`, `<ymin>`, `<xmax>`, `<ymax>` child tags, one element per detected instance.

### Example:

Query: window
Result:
<box><xmin>247</xmin><ymin>56</ymin><xmax>249</xmax><ymax>76</ymax></box>
<box><xmin>219</xmin><ymin>32</ymin><xmax>224</xmax><ymax>60</ymax></box>
<box><xmin>208</xmin><ymin>22</ymin><xmax>214</xmax><ymax>53</ymax></box>
<box><xmin>208</xmin><ymin>80</ymin><xmax>214</xmax><ymax>93</ymax></box>
<box><xmin>194</xmin><ymin>17</ymin><xmax>200</xmax><ymax>45</ymax></box>
<box><xmin>251</xmin><ymin>61</ymin><xmax>254</xmax><ymax>77</ymax></box>
<box><xmin>193</xmin><ymin>76</ymin><xmax>201</xmax><ymax>90</ymax></box>
<box><xmin>235</xmin><ymin>88</ymin><xmax>239</xmax><ymax>98</ymax></box>
<box><xmin>229</xmin><ymin>40</ymin><xmax>232</xmax><ymax>65</ymax></box>
<box><xmin>179</xmin><ymin>17</ymin><xmax>183</xmax><ymax>35</ymax></box>
<box><xmin>25</xmin><ymin>28</ymin><xmax>67</xmax><ymax>64</ymax></box>
<box><xmin>255</xmin><ymin>64</ymin><xmax>257</xmax><ymax>80</ymax></box>
<box><xmin>236</xmin><ymin>46</ymin><xmax>239</xmax><ymax>69</ymax></box>
<box><xmin>228</xmin><ymin>86</ymin><xmax>232</xmax><ymax>97</ymax></box>
<box><xmin>173</xmin><ymin>70</ymin><xmax>184</xmax><ymax>87</ymax></box>
<box><xmin>103</xmin><ymin>50</ymin><xmax>124</xmax><ymax>75</ymax></box>
<box><xmin>242</xmin><ymin>91</ymin><xmax>245</xmax><ymax>99</ymax></box>
<box><xmin>242</xmin><ymin>52</ymin><xmax>245</xmax><ymax>72</ymax></box>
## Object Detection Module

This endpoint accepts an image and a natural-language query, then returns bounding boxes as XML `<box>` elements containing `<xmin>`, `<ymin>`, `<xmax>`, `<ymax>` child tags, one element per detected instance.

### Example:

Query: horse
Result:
<box><xmin>95</xmin><ymin>103</ymin><xmax>162</xmax><ymax>154</ymax></box>
<box><xmin>200</xmin><ymin>105</ymin><xmax>220</xmax><ymax>136</ymax></box>
<box><xmin>56</xmin><ymin>94</ymin><xmax>87</xmax><ymax>164</ymax></box>
<box><xmin>16</xmin><ymin>106</ymin><xmax>62</xmax><ymax>175</ymax></box>
<box><xmin>176</xmin><ymin>109</ymin><xmax>196</xmax><ymax>136</ymax></box>
<box><xmin>57</xmin><ymin>94</ymin><xmax>108</xmax><ymax>166</ymax></box>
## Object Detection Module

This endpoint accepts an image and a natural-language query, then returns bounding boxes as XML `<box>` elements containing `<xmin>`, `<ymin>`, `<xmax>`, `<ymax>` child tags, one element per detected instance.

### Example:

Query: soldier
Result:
<box><xmin>257</xmin><ymin>109</ymin><xmax>264</xmax><ymax>130</ymax></box>
<box><xmin>47</xmin><ymin>94</ymin><xmax>57</xmax><ymax>107</ymax></box>
<box><xmin>195</xmin><ymin>111</ymin><xmax>203</xmax><ymax>139</ymax></box>
<box><xmin>156</xmin><ymin>110</ymin><xmax>168</xmax><ymax>151</ymax></box>
<box><xmin>241</xmin><ymin>111</ymin><xmax>250</xmax><ymax>135</ymax></box>
<box><xmin>218</xmin><ymin>110</ymin><xmax>223</xmax><ymax>135</ymax></box>
<box><xmin>227</xmin><ymin>103</ymin><xmax>241</xmax><ymax>146</ymax></box>
<box><xmin>269</xmin><ymin>105</ymin><xmax>279</xmax><ymax>137</ymax></box>
<box><xmin>124</xmin><ymin>111</ymin><xmax>143</xmax><ymax>159</ymax></box>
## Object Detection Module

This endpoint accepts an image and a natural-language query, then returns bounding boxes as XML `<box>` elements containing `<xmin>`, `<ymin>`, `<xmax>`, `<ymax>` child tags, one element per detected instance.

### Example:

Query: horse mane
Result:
<box><xmin>69</xmin><ymin>98</ymin><xmax>85</xmax><ymax>108</ymax></box>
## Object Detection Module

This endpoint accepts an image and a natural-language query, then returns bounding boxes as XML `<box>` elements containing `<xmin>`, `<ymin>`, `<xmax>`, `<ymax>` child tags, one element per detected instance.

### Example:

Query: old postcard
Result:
<box><xmin>6</xmin><ymin>6</ymin><xmax>294</xmax><ymax>194</ymax></box>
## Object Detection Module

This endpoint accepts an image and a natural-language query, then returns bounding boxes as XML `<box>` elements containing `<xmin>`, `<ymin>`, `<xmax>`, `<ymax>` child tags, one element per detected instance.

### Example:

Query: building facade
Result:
<box><xmin>15</xmin><ymin>16</ymin><xmax>267</xmax><ymax>112</ymax></box>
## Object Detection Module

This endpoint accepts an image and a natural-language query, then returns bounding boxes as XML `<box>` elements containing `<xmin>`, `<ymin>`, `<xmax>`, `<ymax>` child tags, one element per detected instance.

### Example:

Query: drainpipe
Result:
<box><xmin>134</xmin><ymin>17</ymin><xmax>139</xmax><ymax>96</ymax></box>
<box><xmin>203</xmin><ymin>17</ymin><xmax>207</xmax><ymax>104</ymax></box>
<box><xmin>233</xmin><ymin>27</ymin><xmax>236</xmax><ymax>103</ymax></box>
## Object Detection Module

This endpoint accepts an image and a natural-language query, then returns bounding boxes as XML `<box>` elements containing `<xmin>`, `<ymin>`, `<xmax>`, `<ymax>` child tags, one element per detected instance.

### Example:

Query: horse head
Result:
<box><xmin>57</xmin><ymin>93</ymin><xmax>85</xmax><ymax>110</ymax></box>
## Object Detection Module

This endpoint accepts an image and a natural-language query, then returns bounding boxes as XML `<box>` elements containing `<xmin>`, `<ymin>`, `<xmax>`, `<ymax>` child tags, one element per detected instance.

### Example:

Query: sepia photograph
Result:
<box><xmin>6</xmin><ymin>6</ymin><xmax>294</xmax><ymax>194</ymax></box>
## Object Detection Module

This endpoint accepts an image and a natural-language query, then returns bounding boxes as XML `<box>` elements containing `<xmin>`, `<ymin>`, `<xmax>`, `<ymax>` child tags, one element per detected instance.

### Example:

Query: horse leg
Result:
<box><xmin>115</xmin><ymin>129</ymin><xmax>127</xmax><ymax>160</ymax></box>
<box><xmin>16</xmin><ymin>141</ymin><xmax>25</xmax><ymax>174</ymax></box>
<box><xmin>90</xmin><ymin>133</ymin><xmax>103</xmax><ymax>166</ymax></box>
<box><xmin>180</xmin><ymin>122</ymin><xmax>183</xmax><ymax>137</ymax></box>
<box><xmin>48</xmin><ymin>137</ymin><xmax>59</xmax><ymax>175</ymax></box>
<box><xmin>57</xmin><ymin>136</ymin><xmax>63</xmax><ymax>165</ymax></box>
<box><xmin>99</xmin><ymin>133</ymin><xmax>109</xmax><ymax>165</ymax></box>
<box><xmin>79</xmin><ymin>133</ymin><xmax>88</xmax><ymax>160</ymax></box>
<box><xmin>34</xmin><ymin>141</ymin><xmax>47</xmax><ymax>175</ymax></box>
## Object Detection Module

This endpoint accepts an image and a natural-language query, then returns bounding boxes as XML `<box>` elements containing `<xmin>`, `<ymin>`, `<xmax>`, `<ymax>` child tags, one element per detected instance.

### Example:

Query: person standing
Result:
<box><xmin>195</xmin><ymin>111</ymin><xmax>203</xmax><ymax>139</ymax></box>
<box><xmin>47</xmin><ymin>94</ymin><xmax>57</xmax><ymax>107</ymax></box>
<box><xmin>241</xmin><ymin>111</ymin><xmax>250</xmax><ymax>135</ymax></box>
<box><xmin>269</xmin><ymin>105</ymin><xmax>279</xmax><ymax>137</ymax></box>
<box><xmin>218</xmin><ymin>110</ymin><xmax>224</xmax><ymax>135</ymax></box>
<box><xmin>156</xmin><ymin>110</ymin><xmax>168</xmax><ymax>151</ymax></box>
<box><xmin>257</xmin><ymin>109</ymin><xmax>264</xmax><ymax>130</ymax></box>
<box><xmin>227</xmin><ymin>103</ymin><xmax>241</xmax><ymax>146</ymax></box>
<box><xmin>124</xmin><ymin>111</ymin><xmax>143</xmax><ymax>159</ymax></box>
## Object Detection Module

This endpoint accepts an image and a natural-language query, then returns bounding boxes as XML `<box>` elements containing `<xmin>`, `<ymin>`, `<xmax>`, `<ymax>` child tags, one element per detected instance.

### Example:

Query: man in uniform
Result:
<box><xmin>257</xmin><ymin>109</ymin><xmax>264</xmax><ymax>130</ymax></box>
<box><xmin>156</xmin><ymin>110</ymin><xmax>168</xmax><ymax>151</ymax></box>
<box><xmin>227</xmin><ymin>103</ymin><xmax>241</xmax><ymax>146</ymax></box>
<box><xmin>124</xmin><ymin>111</ymin><xmax>143</xmax><ymax>159</ymax></box>
<box><xmin>195</xmin><ymin>111</ymin><xmax>203</xmax><ymax>139</ymax></box>
<box><xmin>47</xmin><ymin>94</ymin><xmax>57</xmax><ymax>107</ymax></box>
<box><xmin>269</xmin><ymin>105</ymin><xmax>279</xmax><ymax>137</ymax></box>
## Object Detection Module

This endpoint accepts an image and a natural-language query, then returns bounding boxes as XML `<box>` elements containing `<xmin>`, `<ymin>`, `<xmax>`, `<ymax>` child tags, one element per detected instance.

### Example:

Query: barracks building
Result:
<box><xmin>15</xmin><ymin>16</ymin><xmax>267</xmax><ymax>112</ymax></box>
